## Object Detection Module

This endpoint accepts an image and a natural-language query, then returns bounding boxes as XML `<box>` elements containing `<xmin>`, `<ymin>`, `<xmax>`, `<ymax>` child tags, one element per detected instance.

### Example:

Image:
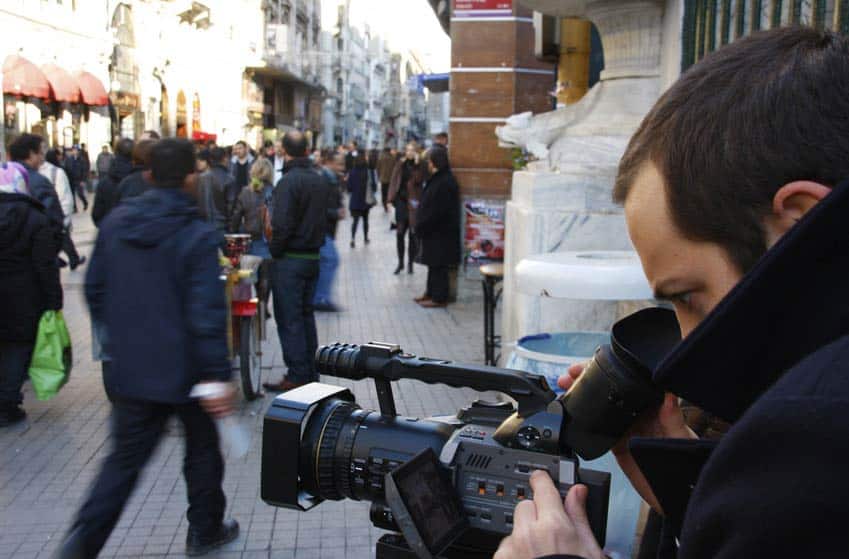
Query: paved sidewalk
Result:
<box><xmin>0</xmin><ymin>207</ymin><xmax>490</xmax><ymax>559</ymax></box>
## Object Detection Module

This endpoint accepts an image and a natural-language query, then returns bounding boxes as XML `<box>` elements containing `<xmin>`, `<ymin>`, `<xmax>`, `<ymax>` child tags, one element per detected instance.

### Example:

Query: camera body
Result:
<box><xmin>262</xmin><ymin>309</ymin><xmax>681</xmax><ymax>557</ymax></box>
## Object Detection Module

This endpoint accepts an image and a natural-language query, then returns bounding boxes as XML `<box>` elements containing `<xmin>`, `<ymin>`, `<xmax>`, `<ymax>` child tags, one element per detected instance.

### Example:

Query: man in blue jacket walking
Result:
<box><xmin>57</xmin><ymin>139</ymin><xmax>239</xmax><ymax>558</ymax></box>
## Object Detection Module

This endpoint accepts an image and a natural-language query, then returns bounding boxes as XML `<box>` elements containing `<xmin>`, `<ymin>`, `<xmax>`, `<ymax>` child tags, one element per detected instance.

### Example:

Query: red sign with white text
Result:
<box><xmin>453</xmin><ymin>0</ymin><xmax>512</xmax><ymax>17</ymax></box>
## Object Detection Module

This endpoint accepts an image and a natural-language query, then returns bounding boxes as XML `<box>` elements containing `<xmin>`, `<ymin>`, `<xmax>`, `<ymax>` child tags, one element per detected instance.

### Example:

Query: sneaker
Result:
<box><xmin>186</xmin><ymin>518</ymin><xmax>239</xmax><ymax>556</ymax></box>
<box><xmin>413</xmin><ymin>294</ymin><xmax>431</xmax><ymax>303</ymax></box>
<box><xmin>0</xmin><ymin>405</ymin><xmax>26</xmax><ymax>427</ymax></box>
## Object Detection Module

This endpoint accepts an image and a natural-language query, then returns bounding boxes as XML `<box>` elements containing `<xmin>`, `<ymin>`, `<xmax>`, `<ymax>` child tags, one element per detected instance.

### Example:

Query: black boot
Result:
<box><xmin>186</xmin><ymin>518</ymin><xmax>239</xmax><ymax>556</ymax></box>
<box><xmin>0</xmin><ymin>404</ymin><xmax>25</xmax><ymax>427</ymax></box>
<box><xmin>394</xmin><ymin>263</ymin><xmax>403</xmax><ymax>275</ymax></box>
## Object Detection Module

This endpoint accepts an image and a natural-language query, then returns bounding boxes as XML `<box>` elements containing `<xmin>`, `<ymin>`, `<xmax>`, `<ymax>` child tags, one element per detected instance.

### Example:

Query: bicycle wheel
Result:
<box><xmin>239</xmin><ymin>314</ymin><xmax>262</xmax><ymax>400</ymax></box>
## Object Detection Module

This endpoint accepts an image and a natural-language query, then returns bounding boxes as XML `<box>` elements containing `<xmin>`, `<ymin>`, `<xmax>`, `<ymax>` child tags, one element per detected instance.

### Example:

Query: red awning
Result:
<box><xmin>41</xmin><ymin>63</ymin><xmax>81</xmax><ymax>103</ymax></box>
<box><xmin>191</xmin><ymin>131</ymin><xmax>217</xmax><ymax>142</ymax></box>
<box><xmin>2</xmin><ymin>54</ymin><xmax>51</xmax><ymax>99</ymax></box>
<box><xmin>73</xmin><ymin>71</ymin><xmax>109</xmax><ymax>106</ymax></box>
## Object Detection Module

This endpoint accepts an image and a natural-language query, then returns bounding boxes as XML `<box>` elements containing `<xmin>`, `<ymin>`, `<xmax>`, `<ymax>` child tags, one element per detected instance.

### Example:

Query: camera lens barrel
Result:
<box><xmin>298</xmin><ymin>393</ymin><xmax>456</xmax><ymax>506</ymax></box>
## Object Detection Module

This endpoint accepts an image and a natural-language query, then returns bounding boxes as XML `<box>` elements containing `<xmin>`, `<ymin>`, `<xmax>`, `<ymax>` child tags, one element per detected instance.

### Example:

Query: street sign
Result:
<box><xmin>453</xmin><ymin>0</ymin><xmax>513</xmax><ymax>18</ymax></box>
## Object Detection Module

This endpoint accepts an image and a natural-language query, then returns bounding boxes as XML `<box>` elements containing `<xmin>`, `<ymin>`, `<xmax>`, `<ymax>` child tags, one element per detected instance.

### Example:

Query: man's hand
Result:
<box><xmin>197</xmin><ymin>382</ymin><xmax>235</xmax><ymax>419</ymax></box>
<box><xmin>494</xmin><ymin>471</ymin><xmax>604</xmax><ymax>559</ymax></box>
<box><xmin>558</xmin><ymin>363</ymin><xmax>697</xmax><ymax>513</ymax></box>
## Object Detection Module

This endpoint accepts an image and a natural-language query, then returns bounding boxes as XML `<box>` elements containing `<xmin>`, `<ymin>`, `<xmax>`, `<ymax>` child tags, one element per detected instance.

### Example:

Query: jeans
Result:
<box><xmin>426</xmin><ymin>266</ymin><xmax>450</xmax><ymax>304</ymax></box>
<box><xmin>396</xmin><ymin>219</ymin><xmax>416</xmax><ymax>267</ymax></box>
<box><xmin>313</xmin><ymin>235</ymin><xmax>339</xmax><ymax>306</ymax></box>
<box><xmin>271</xmin><ymin>257</ymin><xmax>320</xmax><ymax>384</ymax></box>
<box><xmin>64</xmin><ymin>398</ymin><xmax>225</xmax><ymax>557</ymax></box>
<box><xmin>0</xmin><ymin>341</ymin><xmax>33</xmax><ymax>407</ymax></box>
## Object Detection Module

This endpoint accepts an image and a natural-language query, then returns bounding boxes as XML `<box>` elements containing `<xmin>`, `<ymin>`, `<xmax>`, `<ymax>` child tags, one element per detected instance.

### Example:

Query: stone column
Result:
<box><xmin>501</xmin><ymin>0</ymin><xmax>668</xmax><ymax>351</ymax></box>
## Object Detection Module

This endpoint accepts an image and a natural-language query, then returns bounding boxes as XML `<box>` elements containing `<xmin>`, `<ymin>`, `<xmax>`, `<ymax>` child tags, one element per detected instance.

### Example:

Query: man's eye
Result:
<box><xmin>670</xmin><ymin>292</ymin><xmax>693</xmax><ymax>306</ymax></box>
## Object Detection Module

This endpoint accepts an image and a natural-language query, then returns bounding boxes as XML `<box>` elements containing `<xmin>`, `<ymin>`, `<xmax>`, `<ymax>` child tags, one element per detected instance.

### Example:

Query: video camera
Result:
<box><xmin>261</xmin><ymin>308</ymin><xmax>680</xmax><ymax>559</ymax></box>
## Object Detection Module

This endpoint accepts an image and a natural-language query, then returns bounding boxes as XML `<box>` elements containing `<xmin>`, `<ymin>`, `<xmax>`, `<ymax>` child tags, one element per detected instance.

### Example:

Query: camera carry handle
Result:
<box><xmin>316</xmin><ymin>342</ymin><xmax>557</xmax><ymax>417</ymax></box>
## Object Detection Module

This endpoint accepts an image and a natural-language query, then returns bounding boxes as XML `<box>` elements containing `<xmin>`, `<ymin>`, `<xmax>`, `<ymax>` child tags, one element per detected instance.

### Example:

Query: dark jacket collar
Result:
<box><xmin>282</xmin><ymin>157</ymin><xmax>314</xmax><ymax>173</ymax></box>
<box><xmin>654</xmin><ymin>179</ymin><xmax>849</xmax><ymax>422</ymax></box>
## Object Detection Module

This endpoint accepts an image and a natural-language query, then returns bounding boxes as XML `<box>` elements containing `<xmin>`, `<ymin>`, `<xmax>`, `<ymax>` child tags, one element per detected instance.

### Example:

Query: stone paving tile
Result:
<box><xmin>0</xmin><ymin>209</ymin><xmax>494</xmax><ymax>558</ymax></box>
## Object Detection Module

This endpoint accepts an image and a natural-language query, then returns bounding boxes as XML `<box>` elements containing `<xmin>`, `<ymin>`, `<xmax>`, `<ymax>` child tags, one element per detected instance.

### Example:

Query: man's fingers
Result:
<box><xmin>529</xmin><ymin>470</ymin><xmax>566</xmax><ymax>516</ymax></box>
<box><xmin>564</xmin><ymin>484</ymin><xmax>591</xmax><ymax>529</ymax></box>
<box><xmin>513</xmin><ymin>497</ymin><xmax>537</xmax><ymax>525</ymax></box>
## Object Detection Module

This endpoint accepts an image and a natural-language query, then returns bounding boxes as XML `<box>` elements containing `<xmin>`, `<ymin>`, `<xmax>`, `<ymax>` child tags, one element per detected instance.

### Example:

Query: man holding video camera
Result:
<box><xmin>497</xmin><ymin>27</ymin><xmax>849</xmax><ymax>559</ymax></box>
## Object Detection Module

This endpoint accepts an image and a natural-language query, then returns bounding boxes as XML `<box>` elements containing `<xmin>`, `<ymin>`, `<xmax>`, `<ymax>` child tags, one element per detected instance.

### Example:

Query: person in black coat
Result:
<box><xmin>57</xmin><ymin>139</ymin><xmax>239</xmax><ymax>558</ymax></box>
<box><xmin>495</xmin><ymin>27</ymin><xmax>849</xmax><ymax>559</ymax></box>
<box><xmin>347</xmin><ymin>152</ymin><xmax>373</xmax><ymax>248</ymax></box>
<box><xmin>414</xmin><ymin>146</ymin><xmax>460</xmax><ymax>308</ymax></box>
<box><xmin>91</xmin><ymin>138</ymin><xmax>134</xmax><ymax>227</ymax></box>
<box><xmin>262</xmin><ymin>132</ymin><xmax>336</xmax><ymax>393</ymax></box>
<box><xmin>63</xmin><ymin>145</ymin><xmax>88</xmax><ymax>211</ymax></box>
<box><xmin>0</xmin><ymin>162</ymin><xmax>62</xmax><ymax>426</ymax></box>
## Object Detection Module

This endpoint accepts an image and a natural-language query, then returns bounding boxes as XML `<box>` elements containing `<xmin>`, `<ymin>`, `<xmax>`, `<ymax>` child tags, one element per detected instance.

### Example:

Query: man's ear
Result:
<box><xmin>765</xmin><ymin>181</ymin><xmax>831</xmax><ymax>245</ymax></box>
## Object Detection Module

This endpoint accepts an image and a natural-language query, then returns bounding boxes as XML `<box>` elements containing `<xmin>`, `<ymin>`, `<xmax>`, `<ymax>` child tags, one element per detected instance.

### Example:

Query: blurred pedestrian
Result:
<box><xmin>229</xmin><ymin>140</ymin><xmax>254</xmax><ymax>196</ymax></box>
<box><xmin>347</xmin><ymin>152</ymin><xmax>374</xmax><ymax>248</ymax></box>
<box><xmin>209</xmin><ymin>147</ymin><xmax>237</xmax><ymax>223</ymax></box>
<box><xmin>432</xmin><ymin>132</ymin><xmax>449</xmax><ymax>147</ymax></box>
<box><xmin>91</xmin><ymin>138</ymin><xmax>134</xmax><ymax>227</ymax></box>
<box><xmin>95</xmin><ymin>144</ymin><xmax>113</xmax><ymax>182</ymax></box>
<box><xmin>262</xmin><ymin>140</ymin><xmax>275</xmax><ymax>161</ymax></box>
<box><xmin>314</xmin><ymin>149</ymin><xmax>345</xmax><ymax>311</ymax></box>
<box><xmin>9</xmin><ymin>135</ymin><xmax>64</xmax><ymax>246</ymax></box>
<box><xmin>195</xmin><ymin>149</ymin><xmax>228</xmax><ymax>232</ymax></box>
<box><xmin>376</xmin><ymin>147</ymin><xmax>395</xmax><ymax>212</ymax></box>
<box><xmin>64</xmin><ymin>145</ymin><xmax>88</xmax><ymax>212</ymax></box>
<box><xmin>57</xmin><ymin>139</ymin><xmax>239</xmax><ymax>558</ymax></box>
<box><xmin>272</xmin><ymin>139</ymin><xmax>285</xmax><ymax>186</ymax></box>
<box><xmin>79</xmin><ymin>143</ymin><xmax>92</xmax><ymax>193</ymax></box>
<box><xmin>0</xmin><ymin>162</ymin><xmax>62</xmax><ymax>427</ymax></box>
<box><xmin>388</xmin><ymin>141</ymin><xmax>425</xmax><ymax>275</ymax></box>
<box><xmin>414</xmin><ymin>147</ymin><xmax>461</xmax><ymax>308</ymax></box>
<box><xmin>116</xmin><ymin>139</ymin><xmax>157</xmax><ymax>201</ymax></box>
<box><xmin>43</xmin><ymin>149</ymin><xmax>85</xmax><ymax>270</ymax></box>
<box><xmin>230</xmin><ymin>158</ymin><xmax>273</xmax><ymax>258</ymax></box>
<box><xmin>345</xmin><ymin>140</ymin><xmax>359</xmax><ymax>173</ymax></box>
<box><xmin>262</xmin><ymin>131</ymin><xmax>335</xmax><ymax>392</ymax></box>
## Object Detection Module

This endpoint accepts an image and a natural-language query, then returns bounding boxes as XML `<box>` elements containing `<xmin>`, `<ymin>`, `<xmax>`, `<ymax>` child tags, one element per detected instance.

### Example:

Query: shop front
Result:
<box><xmin>2</xmin><ymin>54</ymin><xmax>110</xmax><ymax>151</ymax></box>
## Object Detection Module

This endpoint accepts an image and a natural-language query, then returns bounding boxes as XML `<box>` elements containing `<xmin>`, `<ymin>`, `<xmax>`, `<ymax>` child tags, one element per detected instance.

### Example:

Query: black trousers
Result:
<box><xmin>0</xmin><ymin>340</ymin><xmax>33</xmax><ymax>407</ymax></box>
<box><xmin>70</xmin><ymin>181</ymin><xmax>88</xmax><ymax>210</ymax></box>
<box><xmin>396</xmin><ymin>219</ymin><xmax>416</xmax><ymax>267</ymax></box>
<box><xmin>426</xmin><ymin>266</ymin><xmax>450</xmax><ymax>304</ymax></box>
<box><xmin>351</xmin><ymin>208</ymin><xmax>370</xmax><ymax>242</ymax></box>
<box><xmin>381</xmin><ymin>182</ymin><xmax>390</xmax><ymax>209</ymax></box>
<box><xmin>67</xmin><ymin>397</ymin><xmax>225</xmax><ymax>557</ymax></box>
<box><xmin>62</xmin><ymin>230</ymin><xmax>82</xmax><ymax>268</ymax></box>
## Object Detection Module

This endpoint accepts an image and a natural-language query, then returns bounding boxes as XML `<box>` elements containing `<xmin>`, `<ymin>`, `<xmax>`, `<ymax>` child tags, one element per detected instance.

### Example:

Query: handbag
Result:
<box><xmin>28</xmin><ymin>310</ymin><xmax>72</xmax><ymax>400</ymax></box>
<box><xmin>262</xmin><ymin>188</ymin><xmax>274</xmax><ymax>242</ymax></box>
<box><xmin>365</xmin><ymin>171</ymin><xmax>377</xmax><ymax>207</ymax></box>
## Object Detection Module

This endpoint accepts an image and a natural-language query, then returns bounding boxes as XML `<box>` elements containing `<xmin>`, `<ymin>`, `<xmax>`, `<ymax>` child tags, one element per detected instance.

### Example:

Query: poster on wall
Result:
<box><xmin>453</xmin><ymin>0</ymin><xmax>513</xmax><ymax>18</ymax></box>
<box><xmin>465</xmin><ymin>199</ymin><xmax>505</xmax><ymax>267</ymax></box>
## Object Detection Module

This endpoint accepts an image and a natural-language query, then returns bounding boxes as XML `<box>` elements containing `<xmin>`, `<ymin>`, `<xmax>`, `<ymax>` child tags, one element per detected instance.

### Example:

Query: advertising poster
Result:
<box><xmin>465</xmin><ymin>199</ymin><xmax>505</xmax><ymax>266</ymax></box>
<box><xmin>453</xmin><ymin>0</ymin><xmax>513</xmax><ymax>18</ymax></box>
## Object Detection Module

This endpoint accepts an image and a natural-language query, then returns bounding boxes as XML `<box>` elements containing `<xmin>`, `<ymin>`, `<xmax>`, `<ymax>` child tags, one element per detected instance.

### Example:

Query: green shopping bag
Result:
<box><xmin>28</xmin><ymin>310</ymin><xmax>72</xmax><ymax>400</ymax></box>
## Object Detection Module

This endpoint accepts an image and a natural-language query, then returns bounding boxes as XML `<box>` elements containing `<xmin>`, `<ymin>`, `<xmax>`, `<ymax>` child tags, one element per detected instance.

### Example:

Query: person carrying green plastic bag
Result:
<box><xmin>28</xmin><ymin>310</ymin><xmax>72</xmax><ymax>400</ymax></box>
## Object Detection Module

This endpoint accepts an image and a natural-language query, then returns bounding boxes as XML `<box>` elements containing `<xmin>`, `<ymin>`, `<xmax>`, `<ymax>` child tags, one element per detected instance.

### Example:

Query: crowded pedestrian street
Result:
<box><xmin>0</xmin><ymin>208</ymin><xmax>486</xmax><ymax>559</ymax></box>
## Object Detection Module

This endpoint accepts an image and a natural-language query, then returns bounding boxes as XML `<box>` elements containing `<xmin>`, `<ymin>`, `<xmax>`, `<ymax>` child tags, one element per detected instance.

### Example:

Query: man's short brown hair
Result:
<box><xmin>614</xmin><ymin>27</ymin><xmax>849</xmax><ymax>273</ymax></box>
